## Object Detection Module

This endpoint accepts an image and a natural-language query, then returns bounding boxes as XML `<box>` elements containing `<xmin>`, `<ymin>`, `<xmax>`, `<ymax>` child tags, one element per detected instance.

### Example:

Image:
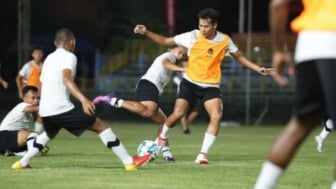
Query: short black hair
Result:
<box><xmin>22</xmin><ymin>85</ymin><xmax>38</xmax><ymax>96</ymax></box>
<box><xmin>30</xmin><ymin>46</ymin><xmax>43</xmax><ymax>55</ymax></box>
<box><xmin>198</xmin><ymin>8</ymin><xmax>220</xmax><ymax>24</ymax></box>
<box><xmin>54</xmin><ymin>28</ymin><xmax>75</xmax><ymax>45</ymax></box>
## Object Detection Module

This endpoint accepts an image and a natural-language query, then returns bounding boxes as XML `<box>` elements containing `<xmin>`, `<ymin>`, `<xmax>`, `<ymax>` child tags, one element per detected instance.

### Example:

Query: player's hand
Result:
<box><xmin>1</xmin><ymin>80</ymin><xmax>8</xmax><ymax>89</ymax></box>
<box><xmin>258</xmin><ymin>67</ymin><xmax>274</xmax><ymax>76</ymax></box>
<box><xmin>270</xmin><ymin>51</ymin><xmax>294</xmax><ymax>87</ymax></box>
<box><xmin>134</xmin><ymin>24</ymin><xmax>147</xmax><ymax>35</ymax></box>
<box><xmin>81</xmin><ymin>98</ymin><xmax>96</xmax><ymax>116</ymax></box>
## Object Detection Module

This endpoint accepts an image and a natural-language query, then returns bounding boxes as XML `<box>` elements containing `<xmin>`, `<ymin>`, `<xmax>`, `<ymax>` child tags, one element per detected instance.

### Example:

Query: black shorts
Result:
<box><xmin>294</xmin><ymin>59</ymin><xmax>336</xmax><ymax>125</ymax></box>
<box><xmin>42</xmin><ymin>107</ymin><xmax>96</xmax><ymax>137</ymax></box>
<box><xmin>0</xmin><ymin>130</ymin><xmax>27</xmax><ymax>153</ymax></box>
<box><xmin>177</xmin><ymin>79</ymin><xmax>221</xmax><ymax>107</ymax></box>
<box><xmin>135</xmin><ymin>79</ymin><xmax>159</xmax><ymax>104</ymax></box>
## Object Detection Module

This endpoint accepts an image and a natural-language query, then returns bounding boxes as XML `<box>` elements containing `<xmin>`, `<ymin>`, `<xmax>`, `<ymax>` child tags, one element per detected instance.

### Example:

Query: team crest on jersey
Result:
<box><xmin>207</xmin><ymin>48</ymin><xmax>214</xmax><ymax>57</ymax></box>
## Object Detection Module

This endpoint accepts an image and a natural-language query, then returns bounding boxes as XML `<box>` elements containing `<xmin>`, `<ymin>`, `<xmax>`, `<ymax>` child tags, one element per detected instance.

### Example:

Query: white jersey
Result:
<box><xmin>140</xmin><ymin>51</ymin><xmax>177</xmax><ymax>94</ymax></box>
<box><xmin>39</xmin><ymin>48</ymin><xmax>77</xmax><ymax>117</ymax></box>
<box><xmin>0</xmin><ymin>102</ymin><xmax>33</xmax><ymax>131</ymax></box>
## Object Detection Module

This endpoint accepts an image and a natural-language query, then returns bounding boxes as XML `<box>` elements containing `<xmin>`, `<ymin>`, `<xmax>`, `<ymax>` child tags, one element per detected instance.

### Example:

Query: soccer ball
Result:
<box><xmin>137</xmin><ymin>140</ymin><xmax>159</xmax><ymax>162</ymax></box>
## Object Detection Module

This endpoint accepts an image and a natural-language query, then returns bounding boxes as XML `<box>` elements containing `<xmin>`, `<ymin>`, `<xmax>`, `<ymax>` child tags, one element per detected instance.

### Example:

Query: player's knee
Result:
<box><xmin>209</xmin><ymin>112</ymin><xmax>222</xmax><ymax>121</ymax></box>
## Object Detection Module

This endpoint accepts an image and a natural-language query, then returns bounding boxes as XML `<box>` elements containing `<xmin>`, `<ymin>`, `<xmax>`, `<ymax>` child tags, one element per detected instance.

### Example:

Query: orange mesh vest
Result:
<box><xmin>291</xmin><ymin>0</ymin><xmax>336</xmax><ymax>32</ymax></box>
<box><xmin>26</xmin><ymin>62</ymin><xmax>42</xmax><ymax>90</ymax></box>
<box><xmin>186</xmin><ymin>33</ymin><xmax>229</xmax><ymax>84</ymax></box>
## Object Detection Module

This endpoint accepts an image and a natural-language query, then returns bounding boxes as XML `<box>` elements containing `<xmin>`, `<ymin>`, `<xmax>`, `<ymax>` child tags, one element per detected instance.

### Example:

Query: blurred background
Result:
<box><xmin>0</xmin><ymin>0</ymin><xmax>302</xmax><ymax>125</ymax></box>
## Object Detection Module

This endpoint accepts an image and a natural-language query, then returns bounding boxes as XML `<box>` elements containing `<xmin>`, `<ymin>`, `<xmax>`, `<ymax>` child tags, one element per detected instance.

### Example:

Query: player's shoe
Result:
<box><xmin>194</xmin><ymin>152</ymin><xmax>209</xmax><ymax>164</ymax></box>
<box><xmin>162</xmin><ymin>148</ymin><xmax>176</xmax><ymax>161</ymax></box>
<box><xmin>11</xmin><ymin>161</ymin><xmax>32</xmax><ymax>169</ymax></box>
<box><xmin>183</xmin><ymin>128</ymin><xmax>191</xmax><ymax>134</ymax></box>
<box><xmin>92</xmin><ymin>93</ymin><xmax>117</xmax><ymax>105</ymax></box>
<box><xmin>315</xmin><ymin>135</ymin><xmax>324</xmax><ymax>152</ymax></box>
<box><xmin>124</xmin><ymin>153</ymin><xmax>151</xmax><ymax>171</ymax></box>
<box><xmin>40</xmin><ymin>145</ymin><xmax>50</xmax><ymax>155</ymax></box>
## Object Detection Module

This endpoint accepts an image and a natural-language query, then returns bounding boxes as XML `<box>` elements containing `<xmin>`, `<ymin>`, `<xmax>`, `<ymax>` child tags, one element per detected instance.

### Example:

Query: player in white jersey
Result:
<box><xmin>11</xmin><ymin>28</ymin><xmax>151</xmax><ymax>170</ymax></box>
<box><xmin>93</xmin><ymin>45</ymin><xmax>186</xmax><ymax>161</ymax></box>
<box><xmin>0</xmin><ymin>86</ymin><xmax>47</xmax><ymax>157</ymax></box>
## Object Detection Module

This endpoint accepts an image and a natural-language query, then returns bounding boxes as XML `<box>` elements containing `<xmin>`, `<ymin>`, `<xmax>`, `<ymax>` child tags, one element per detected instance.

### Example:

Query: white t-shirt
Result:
<box><xmin>295</xmin><ymin>31</ymin><xmax>336</xmax><ymax>63</ymax></box>
<box><xmin>140</xmin><ymin>51</ymin><xmax>177</xmax><ymax>94</ymax></box>
<box><xmin>39</xmin><ymin>48</ymin><xmax>77</xmax><ymax>117</ymax></box>
<box><xmin>0</xmin><ymin>102</ymin><xmax>33</xmax><ymax>131</ymax></box>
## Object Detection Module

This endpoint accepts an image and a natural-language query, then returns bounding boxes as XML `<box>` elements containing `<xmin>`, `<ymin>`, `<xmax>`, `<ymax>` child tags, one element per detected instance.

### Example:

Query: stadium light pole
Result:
<box><xmin>245</xmin><ymin>0</ymin><xmax>253</xmax><ymax>125</ymax></box>
<box><xmin>17</xmin><ymin>0</ymin><xmax>30</xmax><ymax>69</ymax></box>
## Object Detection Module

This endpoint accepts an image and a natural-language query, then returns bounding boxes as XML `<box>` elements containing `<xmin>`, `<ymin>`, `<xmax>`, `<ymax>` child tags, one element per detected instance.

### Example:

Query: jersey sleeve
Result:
<box><xmin>226</xmin><ymin>38</ymin><xmax>239</xmax><ymax>53</ymax></box>
<box><xmin>18</xmin><ymin>63</ymin><xmax>31</xmax><ymax>78</ymax></box>
<box><xmin>173</xmin><ymin>30</ymin><xmax>197</xmax><ymax>48</ymax></box>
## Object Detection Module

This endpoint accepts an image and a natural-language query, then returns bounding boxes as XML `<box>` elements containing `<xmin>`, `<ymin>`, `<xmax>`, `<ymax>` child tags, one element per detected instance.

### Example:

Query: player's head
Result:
<box><xmin>54</xmin><ymin>28</ymin><xmax>76</xmax><ymax>52</ymax></box>
<box><xmin>30</xmin><ymin>46</ymin><xmax>43</xmax><ymax>62</ymax></box>
<box><xmin>197</xmin><ymin>8</ymin><xmax>220</xmax><ymax>38</ymax></box>
<box><xmin>171</xmin><ymin>45</ymin><xmax>187</xmax><ymax>61</ymax></box>
<box><xmin>22</xmin><ymin>85</ymin><xmax>39</xmax><ymax>105</ymax></box>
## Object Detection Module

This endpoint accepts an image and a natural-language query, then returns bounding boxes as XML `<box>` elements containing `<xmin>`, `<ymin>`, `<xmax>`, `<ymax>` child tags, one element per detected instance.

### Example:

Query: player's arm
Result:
<box><xmin>22</xmin><ymin>104</ymin><xmax>39</xmax><ymax>113</ymax></box>
<box><xmin>162</xmin><ymin>58</ymin><xmax>185</xmax><ymax>72</ymax></box>
<box><xmin>62</xmin><ymin>68</ymin><xmax>95</xmax><ymax>115</ymax></box>
<box><xmin>0</xmin><ymin>76</ymin><xmax>8</xmax><ymax>89</ymax></box>
<box><xmin>16</xmin><ymin>74</ymin><xmax>25</xmax><ymax>98</ymax></box>
<box><xmin>230</xmin><ymin>51</ymin><xmax>272</xmax><ymax>75</ymax></box>
<box><xmin>134</xmin><ymin>24</ymin><xmax>176</xmax><ymax>46</ymax></box>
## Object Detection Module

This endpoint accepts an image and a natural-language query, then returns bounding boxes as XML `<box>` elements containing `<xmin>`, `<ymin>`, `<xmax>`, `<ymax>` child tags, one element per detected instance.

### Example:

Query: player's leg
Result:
<box><xmin>34</xmin><ymin>114</ymin><xmax>44</xmax><ymax>133</ymax></box>
<box><xmin>195</xmin><ymin>97</ymin><xmax>222</xmax><ymax>164</ymax></box>
<box><xmin>90</xmin><ymin>118</ymin><xmax>150</xmax><ymax>170</ymax></box>
<box><xmin>315</xmin><ymin>118</ymin><xmax>333</xmax><ymax>152</ymax></box>
<box><xmin>254</xmin><ymin>61</ymin><xmax>328</xmax><ymax>189</ymax></box>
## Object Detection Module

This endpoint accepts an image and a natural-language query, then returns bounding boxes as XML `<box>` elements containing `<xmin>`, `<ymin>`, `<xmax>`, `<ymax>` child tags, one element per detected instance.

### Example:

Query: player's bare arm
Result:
<box><xmin>230</xmin><ymin>51</ymin><xmax>273</xmax><ymax>75</ymax></box>
<box><xmin>162</xmin><ymin>59</ymin><xmax>185</xmax><ymax>72</ymax></box>
<box><xmin>134</xmin><ymin>24</ymin><xmax>176</xmax><ymax>46</ymax></box>
<box><xmin>62</xmin><ymin>69</ymin><xmax>95</xmax><ymax>116</ymax></box>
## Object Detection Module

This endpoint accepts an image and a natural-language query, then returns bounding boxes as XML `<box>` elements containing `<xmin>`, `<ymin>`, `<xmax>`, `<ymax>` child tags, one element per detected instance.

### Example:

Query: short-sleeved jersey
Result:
<box><xmin>0</xmin><ymin>102</ymin><xmax>33</xmax><ymax>131</ymax></box>
<box><xmin>39</xmin><ymin>48</ymin><xmax>77</xmax><ymax>117</ymax></box>
<box><xmin>174</xmin><ymin>30</ymin><xmax>238</xmax><ymax>85</ymax></box>
<box><xmin>140</xmin><ymin>51</ymin><xmax>177</xmax><ymax>94</ymax></box>
<box><xmin>18</xmin><ymin>61</ymin><xmax>42</xmax><ymax>90</ymax></box>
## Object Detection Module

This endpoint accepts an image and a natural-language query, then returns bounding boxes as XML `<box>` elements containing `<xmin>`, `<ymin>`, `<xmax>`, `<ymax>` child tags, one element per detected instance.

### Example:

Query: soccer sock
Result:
<box><xmin>254</xmin><ymin>161</ymin><xmax>283</xmax><ymax>189</ymax></box>
<box><xmin>331</xmin><ymin>181</ymin><xmax>336</xmax><ymax>189</ymax></box>
<box><xmin>162</xmin><ymin>146</ymin><xmax>173</xmax><ymax>157</ymax></box>
<box><xmin>200</xmin><ymin>132</ymin><xmax>216</xmax><ymax>154</ymax></box>
<box><xmin>99</xmin><ymin>128</ymin><xmax>132</xmax><ymax>165</ymax></box>
<box><xmin>159</xmin><ymin>124</ymin><xmax>170</xmax><ymax>139</ymax></box>
<box><xmin>20</xmin><ymin>132</ymin><xmax>50</xmax><ymax>166</ymax></box>
<box><xmin>34</xmin><ymin>121</ymin><xmax>44</xmax><ymax>133</ymax></box>
<box><xmin>319</xmin><ymin>127</ymin><xmax>330</xmax><ymax>139</ymax></box>
<box><xmin>110</xmin><ymin>98</ymin><xmax>124</xmax><ymax>108</ymax></box>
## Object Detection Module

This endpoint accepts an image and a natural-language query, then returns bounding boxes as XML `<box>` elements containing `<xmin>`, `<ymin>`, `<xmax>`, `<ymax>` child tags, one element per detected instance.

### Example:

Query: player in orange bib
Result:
<box><xmin>134</xmin><ymin>8</ymin><xmax>273</xmax><ymax>164</ymax></box>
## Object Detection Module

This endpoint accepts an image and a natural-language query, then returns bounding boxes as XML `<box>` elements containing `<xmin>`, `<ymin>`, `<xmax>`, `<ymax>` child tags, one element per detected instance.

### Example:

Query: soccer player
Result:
<box><xmin>11</xmin><ymin>28</ymin><xmax>151</xmax><ymax>170</ymax></box>
<box><xmin>16</xmin><ymin>46</ymin><xmax>44</xmax><ymax>133</ymax></box>
<box><xmin>254</xmin><ymin>0</ymin><xmax>336</xmax><ymax>188</ymax></box>
<box><xmin>93</xmin><ymin>45</ymin><xmax>186</xmax><ymax>161</ymax></box>
<box><xmin>133</xmin><ymin>8</ymin><xmax>273</xmax><ymax>164</ymax></box>
<box><xmin>0</xmin><ymin>86</ymin><xmax>47</xmax><ymax>157</ymax></box>
<box><xmin>315</xmin><ymin>119</ymin><xmax>333</xmax><ymax>152</ymax></box>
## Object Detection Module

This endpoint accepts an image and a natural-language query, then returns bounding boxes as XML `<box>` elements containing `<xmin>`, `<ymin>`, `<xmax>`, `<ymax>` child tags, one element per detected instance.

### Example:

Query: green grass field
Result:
<box><xmin>0</xmin><ymin>122</ymin><xmax>335</xmax><ymax>189</ymax></box>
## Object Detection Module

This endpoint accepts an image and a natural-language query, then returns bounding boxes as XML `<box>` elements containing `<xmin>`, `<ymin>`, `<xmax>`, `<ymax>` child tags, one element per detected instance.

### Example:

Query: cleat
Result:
<box><xmin>40</xmin><ymin>145</ymin><xmax>50</xmax><ymax>155</ymax></box>
<box><xmin>163</xmin><ymin>156</ymin><xmax>176</xmax><ymax>161</ymax></box>
<box><xmin>92</xmin><ymin>93</ymin><xmax>116</xmax><ymax>105</ymax></box>
<box><xmin>4</xmin><ymin>150</ymin><xmax>15</xmax><ymax>156</ymax></box>
<box><xmin>11</xmin><ymin>161</ymin><xmax>32</xmax><ymax>169</ymax></box>
<box><xmin>194</xmin><ymin>152</ymin><xmax>209</xmax><ymax>164</ymax></box>
<box><xmin>183</xmin><ymin>128</ymin><xmax>191</xmax><ymax>134</ymax></box>
<box><xmin>315</xmin><ymin>136</ymin><xmax>324</xmax><ymax>152</ymax></box>
<box><xmin>124</xmin><ymin>153</ymin><xmax>151</xmax><ymax>171</ymax></box>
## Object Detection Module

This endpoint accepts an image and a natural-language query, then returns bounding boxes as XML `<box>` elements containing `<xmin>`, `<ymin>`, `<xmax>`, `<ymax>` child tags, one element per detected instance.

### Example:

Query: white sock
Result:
<box><xmin>34</xmin><ymin>122</ymin><xmax>44</xmax><ymax>133</ymax></box>
<box><xmin>200</xmin><ymin>133</ymin><xmax>216</xmax><ymax>154</ymax></box>
<box><xmin>160</xmin><ymin>124</ymin><xmax>170</xmax><ymax>139</ymax></box>
<box><xmin>99</xmin><ymin>128</ymin><xmax>132</xmax><ymax>165</ymax></box>
<box><xmin>162</xmin><ymin>146</ymin><xmax>173</xmax><ymax>157</ymax></box>
<box><xmin>20</xmin><ymin>132</ymin><xmax>50</xmax><ymax>166</ymax></box>
<box><xmin>331</xmin><ymin>181</ymin><xmax>336</xmax><ymax>189</ymax></box>
<box><xmin>319</xmin><ymin>127</ymin><xmax>330</xmax><ymax>139</ymax></box>
<box><xmin>254</xmin><ymin>161</ymin><xmax>283</xmax><ymax>189</ymax></box>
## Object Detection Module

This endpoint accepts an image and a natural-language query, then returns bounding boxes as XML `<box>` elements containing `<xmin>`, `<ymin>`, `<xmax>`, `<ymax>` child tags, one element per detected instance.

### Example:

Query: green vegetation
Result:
<box><xmin>0</xmin><ymin>122</ymin><xmax>334</xmax><ymax>189</ymax></box>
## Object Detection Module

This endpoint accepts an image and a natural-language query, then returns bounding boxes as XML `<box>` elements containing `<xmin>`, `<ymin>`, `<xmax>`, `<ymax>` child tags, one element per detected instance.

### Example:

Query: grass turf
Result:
<box><xmin>0</xmin><ymin>122</ymin><xmax>335</xmax><ymax>189</ymax></box>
